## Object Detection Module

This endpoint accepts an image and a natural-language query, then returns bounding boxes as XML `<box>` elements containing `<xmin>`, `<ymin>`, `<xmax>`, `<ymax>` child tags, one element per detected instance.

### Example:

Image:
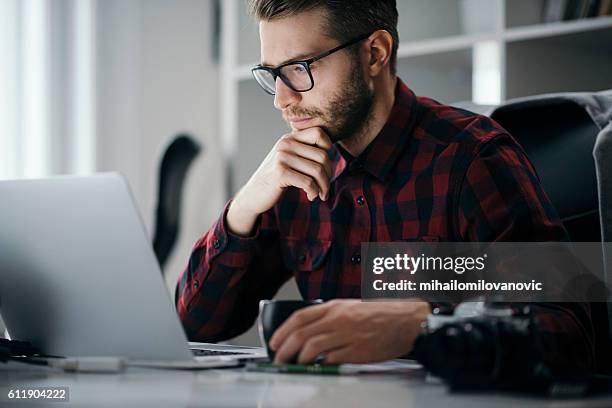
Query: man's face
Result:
<box><xmin>259</xmin><ymin>8</ymin><xmax>374</xmax><ymax>142</ymax></box>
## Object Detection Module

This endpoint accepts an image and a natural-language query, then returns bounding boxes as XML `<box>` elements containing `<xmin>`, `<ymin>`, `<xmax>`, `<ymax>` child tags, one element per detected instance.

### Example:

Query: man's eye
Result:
<box><xmin>292</xmin><ymin>65</ymin><xmax>307</xmax><ymax>73</ymax></box>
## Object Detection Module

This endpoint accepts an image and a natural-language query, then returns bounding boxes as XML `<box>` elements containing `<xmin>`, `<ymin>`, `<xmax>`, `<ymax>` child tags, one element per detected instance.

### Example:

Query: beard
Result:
<box><xmin>283</xmin><ymin>61</ymin><xmax>375</xmax><ymax>143</ymax></box>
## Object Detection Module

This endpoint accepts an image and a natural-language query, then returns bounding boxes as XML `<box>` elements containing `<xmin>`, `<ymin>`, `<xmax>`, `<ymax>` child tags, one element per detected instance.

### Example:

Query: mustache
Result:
<box><xmin>283</xmin><ymin>107</ymin><xmax>324</xmax><ymax>121</ymax></box>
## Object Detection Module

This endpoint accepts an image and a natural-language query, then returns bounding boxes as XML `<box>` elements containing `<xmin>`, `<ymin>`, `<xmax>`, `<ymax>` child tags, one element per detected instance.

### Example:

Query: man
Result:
<box><xmin>177</xmin><ymin>0</ymin><xmax>594</xmax><ymax>370</ymax></box>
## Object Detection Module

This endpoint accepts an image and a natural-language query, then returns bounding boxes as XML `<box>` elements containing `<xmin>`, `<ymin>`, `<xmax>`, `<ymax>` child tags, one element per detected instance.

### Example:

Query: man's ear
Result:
<box><xmin>365</xmin><ymin>30</ymin><xmax>393</xmax><ymax>77</ymax></box>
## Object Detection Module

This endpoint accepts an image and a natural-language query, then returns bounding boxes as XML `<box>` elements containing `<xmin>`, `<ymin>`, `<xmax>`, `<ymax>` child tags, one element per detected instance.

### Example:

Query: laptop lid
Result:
<box><xmin>0</xmin><ymin>173</ymin><xmax>192</xmax><ymax>361</ymax></box>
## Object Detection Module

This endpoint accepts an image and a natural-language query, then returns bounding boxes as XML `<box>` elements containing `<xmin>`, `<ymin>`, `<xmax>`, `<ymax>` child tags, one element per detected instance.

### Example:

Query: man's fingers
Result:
<box><xmin>277</xmin><ymin>154</ymin><xmax>329</xmax><ymax>200</ymax></box>
<box><xmin>322</xmin><ymin>347</ymin><xmax>356</xmax><ymax>364</ymax></box>
<box><xmin>291</xmin><ymin>128</ymin><xmax>333</xmax><ymax>150</ymax></box>
<box><xmin>269</xmin><ymin>303</ymin><xmax>331</xmax><ymax>351</ymax></box>
<box><xmin>276</xmin><ymin>166</ymin><xmax>318</xmax><ymax>201</ymax></box>
<box><xmin>297</xmin><ymin>333</ymin><xmax>350</xmax><ymax>364</ymax></box>
<box><xmin>273</xmin><ymin>318</ymin><xmax>334</xmax><ymax>364</ymax></box>
<box><xmin>278</xmin><ymin>138</ymin><xmax>333</xmax><ymax>179</ymax></box>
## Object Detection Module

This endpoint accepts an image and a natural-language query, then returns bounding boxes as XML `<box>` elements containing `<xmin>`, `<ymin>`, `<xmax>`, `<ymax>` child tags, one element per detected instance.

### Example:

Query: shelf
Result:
<box><xmin>512</xmin><ymin>24</ymin><xmax>612</xmax><ymax>53</ymax></box>
<box><xmin>505</xmin><ymin>15</ymin><xmax>612</xmax><ymax>42</ymax></box>
<box><xmin>396</xmin><ymin>33</ymin><xmax>496</xmax><ymax>58</ymax></box>
<box><xmin>505</xmin><ymin>26</ymin><xmax>612</xmax><ymax>99</ymax></box>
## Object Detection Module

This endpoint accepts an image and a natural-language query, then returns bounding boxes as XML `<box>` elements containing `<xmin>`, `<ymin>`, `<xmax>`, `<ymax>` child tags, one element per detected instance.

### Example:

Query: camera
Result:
<box><xmin>412</xmin><ymin>301</ymin><xmax>554</xmax><ymax>392</ymax></box>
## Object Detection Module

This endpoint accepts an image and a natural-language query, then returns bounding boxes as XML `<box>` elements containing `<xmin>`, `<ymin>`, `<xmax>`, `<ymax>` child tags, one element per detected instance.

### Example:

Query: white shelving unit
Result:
<box><xmin>221</xmin><ymin>0</ymin><xmax>612</xmax><ymax>196</ymax></box>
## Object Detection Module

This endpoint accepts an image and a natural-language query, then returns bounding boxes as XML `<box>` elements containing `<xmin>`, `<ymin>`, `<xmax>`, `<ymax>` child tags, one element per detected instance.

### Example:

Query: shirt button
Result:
<box><xmin>193</xmin><ymin>280</ymin><xmax>199</xmax><ymax>289</ymax></box>
<box><xmin>356</xmin><ymin>196</ymin><xmax>365</xmax><ymax>206</ymax></box>
<box><xmin>298</xmin><ymin>254</ymin><xmax>306</xmax><ymax>263</ymax></box>
<box><xmin>213</xmin><ymin>239</ymin><xmax>221</xmax><ymax>249</ymax></box>
<box><xmin>351</xmin><ymin>254</ymin><xmax>361</xmax><ymax>264</ymax></box>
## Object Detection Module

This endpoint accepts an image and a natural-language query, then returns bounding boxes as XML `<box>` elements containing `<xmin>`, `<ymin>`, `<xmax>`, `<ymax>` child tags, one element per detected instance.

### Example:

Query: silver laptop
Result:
<box><xmin>0</xmin><ymin>173</ymin><xmax>267</xmax><ymax>366</ymax></box>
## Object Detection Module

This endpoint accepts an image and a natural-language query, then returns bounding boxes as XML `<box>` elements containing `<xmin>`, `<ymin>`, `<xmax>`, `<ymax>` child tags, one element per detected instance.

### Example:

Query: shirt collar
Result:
<box><xmin>329</xmin><ymin>78</ymin><xmax>417</xmax><ymax>182</ymax></box>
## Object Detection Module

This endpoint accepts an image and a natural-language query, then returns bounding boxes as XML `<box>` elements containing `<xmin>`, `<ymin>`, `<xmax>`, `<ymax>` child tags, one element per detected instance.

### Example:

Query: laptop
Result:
<box><xmin>0</xmin><ymin>173</ymin><xmax>267</xmax><ymax>366</ymax></box>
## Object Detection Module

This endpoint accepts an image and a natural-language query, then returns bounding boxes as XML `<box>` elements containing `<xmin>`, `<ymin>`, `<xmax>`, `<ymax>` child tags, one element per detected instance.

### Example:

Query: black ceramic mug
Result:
<box><xmin>258</xmin><ymin>299</ymin><xmax>323</xmax><ymax>362</ymax></box>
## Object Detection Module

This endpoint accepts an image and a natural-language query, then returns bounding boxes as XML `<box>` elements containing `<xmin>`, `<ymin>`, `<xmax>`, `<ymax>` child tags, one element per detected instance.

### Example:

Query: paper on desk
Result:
<box><xmin>340</xmin><ymin>359</ymin><xmax>422</xmax><ymax>374</ymax></box>
<box><xmin>129</xmin><ymin>359</ymin><xmax>241</xmax><ymax>370</ymax></box>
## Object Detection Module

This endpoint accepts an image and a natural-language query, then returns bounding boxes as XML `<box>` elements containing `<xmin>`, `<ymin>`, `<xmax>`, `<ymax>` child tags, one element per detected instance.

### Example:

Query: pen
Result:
<box><xmin>245</xmin><ymin>362</ymin><xmax>359</xmax><ymax>375</ymax></box>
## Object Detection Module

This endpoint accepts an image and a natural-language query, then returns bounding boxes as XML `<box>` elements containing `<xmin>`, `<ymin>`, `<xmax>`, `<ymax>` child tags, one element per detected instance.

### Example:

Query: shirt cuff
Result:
<box><xmin>202</xmin><ymin>200</ymin><xmax>262</xmax><ymax>268</ymax></box>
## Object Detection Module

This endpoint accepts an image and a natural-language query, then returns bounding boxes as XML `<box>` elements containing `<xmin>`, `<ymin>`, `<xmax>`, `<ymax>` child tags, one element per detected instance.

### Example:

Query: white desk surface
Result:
<box><xmin>1</xmin><ymin>362</ymin><xmax>611</xmax><ymax>407</ymax></box>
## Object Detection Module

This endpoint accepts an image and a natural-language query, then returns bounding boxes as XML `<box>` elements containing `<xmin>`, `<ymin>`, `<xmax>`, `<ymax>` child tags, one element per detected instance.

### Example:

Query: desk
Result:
<box><xmin>1</xmin><ymin>362</ymin><xmax>611</xmax><ymax>407</ymax></box>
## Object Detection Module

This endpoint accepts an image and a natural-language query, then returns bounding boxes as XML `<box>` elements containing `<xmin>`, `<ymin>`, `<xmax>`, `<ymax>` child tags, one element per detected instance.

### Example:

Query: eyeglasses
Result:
<box><xmin>251</xmin><ymin>32</ymin><xmax>372</xmax><ymax>95</ymax></box>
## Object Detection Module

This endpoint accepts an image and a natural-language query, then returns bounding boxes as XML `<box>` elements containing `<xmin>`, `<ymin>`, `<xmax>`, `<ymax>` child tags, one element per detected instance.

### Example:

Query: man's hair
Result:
<box><xmin>248</xmin><ymin>0</ymin><xmax>399</xmax><ymax>75</ymax></box>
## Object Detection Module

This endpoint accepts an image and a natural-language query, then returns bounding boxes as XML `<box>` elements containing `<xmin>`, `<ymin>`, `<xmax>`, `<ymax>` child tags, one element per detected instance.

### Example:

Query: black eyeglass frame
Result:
<box><xmin>251</xmin><ymin>32</ymin><xmax>373</xmax><ymax>95</ymax></box>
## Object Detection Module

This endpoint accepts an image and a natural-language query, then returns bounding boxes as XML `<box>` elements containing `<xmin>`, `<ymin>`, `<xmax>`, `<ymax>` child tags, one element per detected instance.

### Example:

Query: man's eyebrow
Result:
<box><xmin>260</xmin><ymin>52</ymin><xmax>315</xmax><ymax>68</ymax></box>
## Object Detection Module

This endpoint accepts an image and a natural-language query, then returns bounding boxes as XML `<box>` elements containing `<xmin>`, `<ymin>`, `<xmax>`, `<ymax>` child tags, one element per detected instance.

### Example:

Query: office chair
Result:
<box><xmin>152</xmin><ymin>134</ymin><xmax>202</xmax><ymax>271</ymax></box>
<box><xmin>594</xmin><ymin>104</ymin><xmax>612</xmax><ymax>373</ymax></box>
<box><xmin>491</xmin><ymin>98</ymin><xmax>600</xmax><ymax>240</ymax></box>
<box><xmin>488</xmin><ymin>92</ymin><xmax>612</xmax><ymax>374</ymax></box>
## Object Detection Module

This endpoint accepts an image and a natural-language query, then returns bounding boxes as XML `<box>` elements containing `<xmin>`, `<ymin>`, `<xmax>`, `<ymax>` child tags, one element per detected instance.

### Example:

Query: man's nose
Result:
<box><xmin>273</xmin><ymin>77</ymin><xmax>300</xmax><ymax>110</ymax></box>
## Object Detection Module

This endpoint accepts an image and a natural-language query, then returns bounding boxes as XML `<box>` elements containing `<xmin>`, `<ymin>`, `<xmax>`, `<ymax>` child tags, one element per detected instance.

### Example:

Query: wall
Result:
<box><xmin>95</xmin><ymin>0</ymin><xmax>225</xmax><ymax>292</ymax></box>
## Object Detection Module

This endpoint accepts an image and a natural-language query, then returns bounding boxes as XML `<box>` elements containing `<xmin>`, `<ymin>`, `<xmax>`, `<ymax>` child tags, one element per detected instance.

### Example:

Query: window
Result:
<box><xmin>0</xmin><ymin>0</ymin><xmax>95</xmax><ymax>180</ymax></box>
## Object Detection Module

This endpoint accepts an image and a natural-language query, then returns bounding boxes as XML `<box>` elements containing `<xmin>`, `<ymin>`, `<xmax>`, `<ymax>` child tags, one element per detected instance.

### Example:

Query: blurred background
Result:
<box><xmin>1</xmin><ymin>0</ymin><xmax>611</xmax><ymax>344</ymax></box>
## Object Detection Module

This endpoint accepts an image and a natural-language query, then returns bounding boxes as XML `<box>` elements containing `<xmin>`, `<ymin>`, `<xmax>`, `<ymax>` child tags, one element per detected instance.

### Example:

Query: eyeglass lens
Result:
<box><xmin>253</xmin><ymin>63</ymin><xmax>312</xmax><ymax>94</ymax></box>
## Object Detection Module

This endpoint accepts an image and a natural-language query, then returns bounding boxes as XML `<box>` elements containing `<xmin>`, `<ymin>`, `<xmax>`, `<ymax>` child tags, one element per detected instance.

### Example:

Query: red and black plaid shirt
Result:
<box><xmin>177</xmin><ymin>79</ymin><xmax>595</xmax><ymax>371</ymax></box>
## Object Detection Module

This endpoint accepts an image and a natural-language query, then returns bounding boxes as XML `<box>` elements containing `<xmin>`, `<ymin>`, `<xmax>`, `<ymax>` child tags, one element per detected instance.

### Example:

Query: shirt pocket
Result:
<box><xmin>281</xmin><ymin>238</ymin><xmax>332</xmax><ymax>272</ymax></box>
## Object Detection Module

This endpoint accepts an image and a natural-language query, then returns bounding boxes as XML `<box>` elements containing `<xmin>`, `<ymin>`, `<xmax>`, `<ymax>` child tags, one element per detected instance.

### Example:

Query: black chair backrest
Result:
<box><xmin>153</xmin><ymin>134</ymin><xmax>202</xmax><ymax>270</ymax></box>
<box><xmin>594</xmin><ymin>120</ymin><xmax>612</xmax><ymax>373</ymax></box>
<box><xmin>492</xmin><ymin>99</ymin><xmax>601</xmax><ymax>242</ymax></box>
<box><xmin>490</xmin><ymin>98</ymin><xmax>610</xmax><ymax>373</ymax></box>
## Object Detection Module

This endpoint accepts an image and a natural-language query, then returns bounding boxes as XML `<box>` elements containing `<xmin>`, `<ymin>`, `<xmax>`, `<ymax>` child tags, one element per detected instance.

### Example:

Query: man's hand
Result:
<box><xmin>268</xmin><ymin>299</ymin><xmax>431</xmax><ymax>364</ymax></box>
<box><xmin>227</xmin><ymin>127</ymin><xmax>333</xmax><ymax>236</ymax></box>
